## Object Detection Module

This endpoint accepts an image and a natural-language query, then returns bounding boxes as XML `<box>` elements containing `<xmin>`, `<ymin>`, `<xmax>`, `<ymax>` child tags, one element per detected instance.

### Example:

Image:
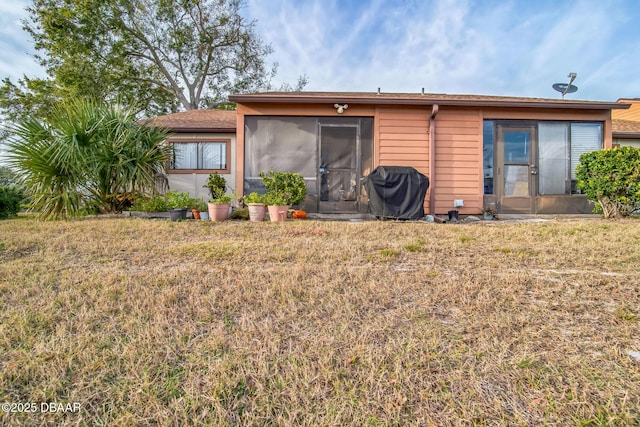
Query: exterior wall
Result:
<box><xmin>615</xmin><ymin>138</ymin><xmax>640</xmax><ymax>148</ymax></box>
<box><xmin>433</xmin><ymin>108</ymin><xmax>482</xmax><ymax>215</ymax></box>
<box><xmin>234</xmin><ymin>102</ymin><xmax>613</xmax><ymax>216</ymax></box>
<box><xmin>612</xmin><ymin>99</ymin><xmax>640</xmax><ymax>121</ymax></box>
<box><xmin>375</xmin><ymin>106</ymin><xmax>431</xmax><ymax>210</ymax></box>
<box><xmin>167</xmin><ymin>132</ymin><xmax>236</xmax><ymax>202</ymax></box>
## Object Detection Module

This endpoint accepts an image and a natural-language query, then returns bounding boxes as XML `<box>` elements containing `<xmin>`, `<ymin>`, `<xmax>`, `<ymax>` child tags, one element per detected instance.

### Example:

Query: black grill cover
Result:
<box><xmin>363</xmin><ymin>166</ymin><xmax>429</xmax><ymax>220</ymax></box>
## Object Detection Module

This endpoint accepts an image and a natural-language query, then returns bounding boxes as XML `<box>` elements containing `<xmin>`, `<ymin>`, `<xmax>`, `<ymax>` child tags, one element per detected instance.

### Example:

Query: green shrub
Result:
<box><xmin>576</xmin><ymin>146</ymin><xmax>640</xmax><ymax>218</ymax></box>
<box><xmin>0</xmin><ymin>186</ymin><xmax>24</xmax><ymax>219</ymax></box>
<box><xmin>260</xmin><ymin>170</ymin><xmax>307</xmax><ymax>206</ymax></box>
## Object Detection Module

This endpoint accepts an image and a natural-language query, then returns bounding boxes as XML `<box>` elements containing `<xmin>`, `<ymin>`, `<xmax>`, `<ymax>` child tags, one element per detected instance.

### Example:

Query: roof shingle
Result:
<box><xmin>145</xmin><ymin>109</ymin><xmax>236</xmax><ymax>132</ymax></box>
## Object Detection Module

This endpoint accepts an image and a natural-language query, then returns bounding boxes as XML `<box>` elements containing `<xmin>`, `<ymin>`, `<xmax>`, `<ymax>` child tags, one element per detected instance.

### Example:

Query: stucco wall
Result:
<box><xmin>167</xmin><ymin>132</ymin><xmax>236</xmax><ymax>202</ymax></box>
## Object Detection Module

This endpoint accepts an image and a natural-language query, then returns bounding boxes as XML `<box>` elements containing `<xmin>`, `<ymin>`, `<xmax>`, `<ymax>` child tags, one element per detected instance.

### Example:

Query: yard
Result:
<box><xmin>1</xmin><ymin>216</ymin><xmax>639</xmax><ymax>426</ymax></box>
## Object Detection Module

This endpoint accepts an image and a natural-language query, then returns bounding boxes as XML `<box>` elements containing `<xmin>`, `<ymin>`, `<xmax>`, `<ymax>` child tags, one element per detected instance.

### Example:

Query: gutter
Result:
<box><xmin>429</xmin><ymin>104</ymin><xmax>439</xmax><ymax>215</ymax></box>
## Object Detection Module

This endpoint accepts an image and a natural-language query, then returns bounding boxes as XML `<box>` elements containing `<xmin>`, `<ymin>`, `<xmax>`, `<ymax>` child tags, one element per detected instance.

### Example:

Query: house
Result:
<box><xmin>146</xmin><ymin>109</ymin><xmax>236</xmax><ymax>202</ymax></box>
<box><xmin>228</xmin><ymin>92</ymin><xmax>629</xmax><ymax>216</ymax></box>
<box><xmin>612</xmin><ymin>98</ymin><xmax>640</xmax><ymax>148</ymax></box>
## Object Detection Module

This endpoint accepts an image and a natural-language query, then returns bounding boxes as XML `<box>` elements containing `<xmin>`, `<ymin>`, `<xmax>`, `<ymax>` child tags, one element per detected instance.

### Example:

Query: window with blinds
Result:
<box><xmin>169</xmin><ymin>140</ymin><xmax>229</xmax><ymax>172</ymax></box>
<box><xmin>570</xmin><ymin>123</ymin><xmax>603</xmax><ymax>181</ymax></box>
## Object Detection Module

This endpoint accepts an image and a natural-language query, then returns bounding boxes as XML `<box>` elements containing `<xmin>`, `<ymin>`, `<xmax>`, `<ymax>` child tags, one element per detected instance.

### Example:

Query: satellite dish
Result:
<box><xmin>552</xmin><ymin>72</ymin><xmax>578</xmax><ymax>98</ymax></box>
<box><xmin>552</xmin><ymin>83</ymin><xmax>578</xmax><ymax>94</ymax></box>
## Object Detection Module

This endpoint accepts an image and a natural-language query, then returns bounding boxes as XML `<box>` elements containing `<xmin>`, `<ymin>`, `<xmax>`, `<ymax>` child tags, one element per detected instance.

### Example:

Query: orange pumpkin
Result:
<box><xmin>292</xmin><ymin>209</ymin><xmax>307</xmax><ymax>219</ymax></box>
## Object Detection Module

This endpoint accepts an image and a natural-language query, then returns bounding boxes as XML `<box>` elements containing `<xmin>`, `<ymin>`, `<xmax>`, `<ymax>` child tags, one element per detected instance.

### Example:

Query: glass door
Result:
<box><xmin>496</xmin><ymin>124</ymin><xmax>537</xmax><ymax>213</ymax></box>
<box><xmin>318</xmin><ymin>124</ymin><xmax>360</xmax><ymax>213</ymax></box>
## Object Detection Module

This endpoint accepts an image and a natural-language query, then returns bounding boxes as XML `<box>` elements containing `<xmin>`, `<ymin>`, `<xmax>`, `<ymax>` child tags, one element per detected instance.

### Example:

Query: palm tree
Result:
<box><xmin>6</xmin><ymin>99</ymin><xmax>169</xmax><ymax>219</ymax></box>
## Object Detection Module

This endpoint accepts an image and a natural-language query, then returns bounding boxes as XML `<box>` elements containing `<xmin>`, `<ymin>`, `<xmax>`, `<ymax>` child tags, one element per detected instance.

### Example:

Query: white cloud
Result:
<box><xmin>0</xmin><ymin>0</ymin><xmax>43</xmax><ymax>82</ymax></box>
<box><xmin>245</xmin><ymin>0</ymin><xmax>640</xmax><ymax>100</ymax></box>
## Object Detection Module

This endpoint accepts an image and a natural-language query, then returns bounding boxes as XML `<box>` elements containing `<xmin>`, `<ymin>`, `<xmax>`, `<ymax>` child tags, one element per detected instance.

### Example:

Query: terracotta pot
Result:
<box><xmin>267</xmin><ymin>205</ymin><xmax>289</xmax><ymax>222</ymax></box>
<box><xmin>208</xmin><ymin>202</ymin><xmax>230</xmax><ymax>221</ymax></box>
<box><xmin>191</xmin><ymin>209</ymin><xmax>201</xmax><ymax>220</ymax></box>
<box><xmin>247</xmin><ymin>203</ymin><xmax>267</xmax><ymax>222</ymax></box>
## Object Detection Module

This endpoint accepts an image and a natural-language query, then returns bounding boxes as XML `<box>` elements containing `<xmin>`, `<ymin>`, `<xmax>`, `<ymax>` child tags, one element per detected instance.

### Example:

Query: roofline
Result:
<box><xmin>166</xmin><ymin>127</ymin><xmax>236</xmax><ymax>133</ymax></box>
<box><xmin>613</xmin><ymin>132</ymin><xmax>640</xmax><ymax>138</ymax></box>
<box><xmin>229</xmin><ymin>93</ymin><xmax>629</xmax><ymax>110</ymax></box>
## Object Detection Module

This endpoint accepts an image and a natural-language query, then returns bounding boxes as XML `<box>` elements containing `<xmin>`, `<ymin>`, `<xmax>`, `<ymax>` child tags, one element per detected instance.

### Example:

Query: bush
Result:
<box><xmin>576</xmin><ymin>146</ymin><xmax>640</xmax><ymax>218</ymax></box>
<box><xmin>130</xmin><ymin>191</ymin><xmax>197</xmax><ymax>212</ymax></box>
<box><xmin>0</xmin><ymin>186</ymin><xmax>24</xmax><ymax>219</ymax></box>
<box><xmin>260</xmin><ymin>170</ymin><xmax>307</xmax><ymax>206</ymax></box>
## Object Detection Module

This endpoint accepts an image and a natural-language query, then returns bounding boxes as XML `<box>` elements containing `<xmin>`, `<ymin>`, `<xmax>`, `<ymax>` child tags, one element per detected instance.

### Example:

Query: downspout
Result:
<box><xmin>429</xmin><ymin>104</ymin><xmax>439</xmax><ymax>215</ymax></box>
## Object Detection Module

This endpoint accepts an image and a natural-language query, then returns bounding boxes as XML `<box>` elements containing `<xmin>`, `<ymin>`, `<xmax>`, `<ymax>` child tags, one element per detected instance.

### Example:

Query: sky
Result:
<box><xmin>1</xmin><ymin>0</ymin><xmax>639</xmax><ymax>102</ymax></box>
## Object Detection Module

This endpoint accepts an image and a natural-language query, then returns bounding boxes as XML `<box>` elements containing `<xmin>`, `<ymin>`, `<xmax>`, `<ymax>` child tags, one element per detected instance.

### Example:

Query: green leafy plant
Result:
<box><xmin>189</xmin><ymin>198</ymin><xmax>207</xmax><ymax>211</ymax></box>
<box><xmin>130</xmin><ymin>195</ymin><xmax>169</xmax><ymax>212</ymax></box>
<box><xmin>576</xmin><ymin>146</ymin><xmax>640</xmax><ymax>218</ymax></box>
<box><xmin>210</xmin><ymin>195</ymin><xmax>233</xmax><ymax>204</ymax></box>
<box><xmin>259</xmin><ymin>170</ymin><xmax>307</xmax><ymax>206</ymax></box>
<box><xmin>0</xmin><ymin>186</ymin><xmax>24</xmax><ymax>219</ymax></box>
<box><xmin>5</xmin><ymin>98</ymin><xmax>169</xmax><ymax>219</ymax></box>
<box><xmin>262</xmin><ymin>192</ymin><xmax>289</xmax><ymax>206</ymax></box>
<box><xmin>205</xmin><ymin>173</ymin><xmax>227</xmax><ymax>201</ymax></box>
<box><xmin>243</xmin><ymin>192</ymin><xmax>263</xmax><ymax>204</ymax></box>
<box><xmin>164</xmin><ymin>191</ymin><xmax>192</xmax><ymax>209</ymax></box>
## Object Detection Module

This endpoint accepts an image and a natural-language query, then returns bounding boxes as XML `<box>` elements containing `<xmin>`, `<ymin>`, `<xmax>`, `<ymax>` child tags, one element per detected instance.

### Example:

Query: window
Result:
<box><xmin>169</xmin><ymin>140</ymin><xmax>229</xmax><ymax>173</ymax></box>
<box><xmin>537</xmin><ymin>122</ymin><xmax>603</xmax><ymax>194</ymax></box>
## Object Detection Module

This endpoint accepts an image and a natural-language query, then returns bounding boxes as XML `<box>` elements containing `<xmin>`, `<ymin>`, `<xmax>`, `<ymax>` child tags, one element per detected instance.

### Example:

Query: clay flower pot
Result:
<box><xmin>208</xmin><ymin>202</ymin><xmax>230</xmax><ymax>221</ymax></box>
<box><xmin>267</xmin><ymin>205</ymin><xmax>289</xmax><ymax>222</ymax></box>
<box><xmin>247</xmin><ymin>203</ymin><xmax>267</xmax><ymax>222</ymax></box>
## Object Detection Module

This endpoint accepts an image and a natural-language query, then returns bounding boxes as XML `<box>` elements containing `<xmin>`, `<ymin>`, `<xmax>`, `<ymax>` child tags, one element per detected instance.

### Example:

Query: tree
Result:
<box><xmin>575</xmin><ymin>146</ymin><xmax>640</xmax><ymax>218</ymax></box>
<box><xmin>1</xmin><ymin>0</ymin><xmax>303</xmax><ymax>120</ymax></box>
<box><xmin>5</xmin><ymin>98</ymin><xmax>169</xmax><ymax>219</ymax></box>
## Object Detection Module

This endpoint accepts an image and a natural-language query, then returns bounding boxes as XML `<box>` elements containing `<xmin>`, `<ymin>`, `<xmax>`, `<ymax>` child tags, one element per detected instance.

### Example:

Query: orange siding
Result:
<box><xmin>375</xmin><ymin>107</ymin><xmax>431</xmax><ymax>209</ymax></box>
<box><xmin>433</xmin><ymin>109</ymin><xmax>483</xmax><ymax>214</ymax></box>
<box><xmin>612</xmin><ymin>100</ymin><xmax>640</xmax><ymax>121</ymax></box>
<box><xmin>376</xmin><ymin>108</ymin><xmax>430</xmax><ymax>171</ymax></box>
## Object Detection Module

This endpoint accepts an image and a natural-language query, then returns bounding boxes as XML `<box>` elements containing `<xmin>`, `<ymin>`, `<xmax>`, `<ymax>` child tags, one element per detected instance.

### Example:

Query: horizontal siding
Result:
<box><xmin>433</xmin><ymin>109</ymin><xmax>482</xmax><ymax>214</ymax></box>
<box><xmin>377</xmin><ymin>109</ymin><xmax>430</xmax><ymax>170</ymax></box>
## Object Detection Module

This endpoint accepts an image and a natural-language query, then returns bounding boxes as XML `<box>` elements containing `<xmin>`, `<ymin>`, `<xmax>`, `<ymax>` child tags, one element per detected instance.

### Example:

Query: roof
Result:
<box><xmin>613</xmin><ymin>119</ymin><xmax>640</xmax><ymax>138</ymax></box>
<box><xmin>144</xmin><ymin>109</ymin><xmax>236</xmax><ymax>133</ymax></box>
<box><xmin>229</xmin><ymin>91</ymin><xmax>629</xmax><ymax>110</ymax></box>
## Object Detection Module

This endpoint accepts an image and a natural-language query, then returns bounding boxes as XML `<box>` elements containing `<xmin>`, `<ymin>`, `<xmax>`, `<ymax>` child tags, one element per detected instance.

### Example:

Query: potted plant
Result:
<box><xmin>262</xmin><ymin>192</ymin><xmax>290</xmax><ymax>222</ymax></box>
<box><xmin>205</xmin><ymin>173</ymin><xmax>231</xmax><ymax>221</ymax></box>
<box><xmin>483</xmin><ymin>206</ymin><xmax>497</xmax><ymax>221</ymax></box>
<box><xmin>166</xmin><ymin>190</ymin><xmax>192</xmax><ymax>221</ymax></box>
<box><xmin>189</xmin><ymin>197</ymin><xmax>207</xmax><ymax>220</ymax></box>
<box><xmin>260</xmin><ymin>170</ymin><xmax>307</xmax><ymax>222</ymax></box>
<box><xmin>244</xmin><ymin>192</ymin><xmax>266</xmax><ymax>222</ymax></box>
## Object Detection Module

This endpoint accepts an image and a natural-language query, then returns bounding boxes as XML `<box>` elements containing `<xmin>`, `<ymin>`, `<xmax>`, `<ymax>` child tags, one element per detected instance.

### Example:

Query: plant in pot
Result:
<box><xmin>166</xmin><ymin>190</ymin><xmax>192</xmax><ymax>221</ymax></box>
<box><xmin>189</xmin><ymin>198</ymin><xmax>207</xmax><ymax>220</ymax></box>
<box><xmin>244</xmin><ymin>192</ymin><xmax>267</xmax><ymax>222</ymax></box>
<box><xmin>260</xmin><ymin>170</ymin><xmax>307</xmax><ymax>222</ymax></box>
<box><xmin>483</xmin><ymin>206</ymin><xmax>497</xmax><ymax>221</ymax></box>
<box><xmin>205</xmin><ymin>173</ymin><xmax>231</xmax><ymax>221</ymax></box>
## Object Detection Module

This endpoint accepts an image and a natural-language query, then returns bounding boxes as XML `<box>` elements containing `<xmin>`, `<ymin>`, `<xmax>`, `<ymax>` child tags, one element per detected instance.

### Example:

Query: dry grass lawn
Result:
<box><xmin>1</xmin><ymin>216</ymin><xmax>639</xmax><ymax>426</ymax></box>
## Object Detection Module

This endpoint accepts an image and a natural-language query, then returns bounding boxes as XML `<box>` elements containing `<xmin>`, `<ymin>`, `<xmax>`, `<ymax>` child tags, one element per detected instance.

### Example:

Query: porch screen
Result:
<box><xmin>244</xmin><ymin>116</ymin><xmax>317</xmax><ymax>196</ymax></box>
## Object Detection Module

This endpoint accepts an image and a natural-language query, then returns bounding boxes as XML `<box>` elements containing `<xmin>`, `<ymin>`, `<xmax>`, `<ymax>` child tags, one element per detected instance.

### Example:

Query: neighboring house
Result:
<box><xmin>612</xmin><ymin>98</ymin><xmax>640</xmax><ymax>148</ymax></box>
<box><xmin>229</xmin><ymin>92</ymin><xmax>629</xmax><ymax>216</ymax></box>
<box><xmin>146</xmin><ymin>109</ymin><xmax>236</xmax><ymax>202</ymax></box>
